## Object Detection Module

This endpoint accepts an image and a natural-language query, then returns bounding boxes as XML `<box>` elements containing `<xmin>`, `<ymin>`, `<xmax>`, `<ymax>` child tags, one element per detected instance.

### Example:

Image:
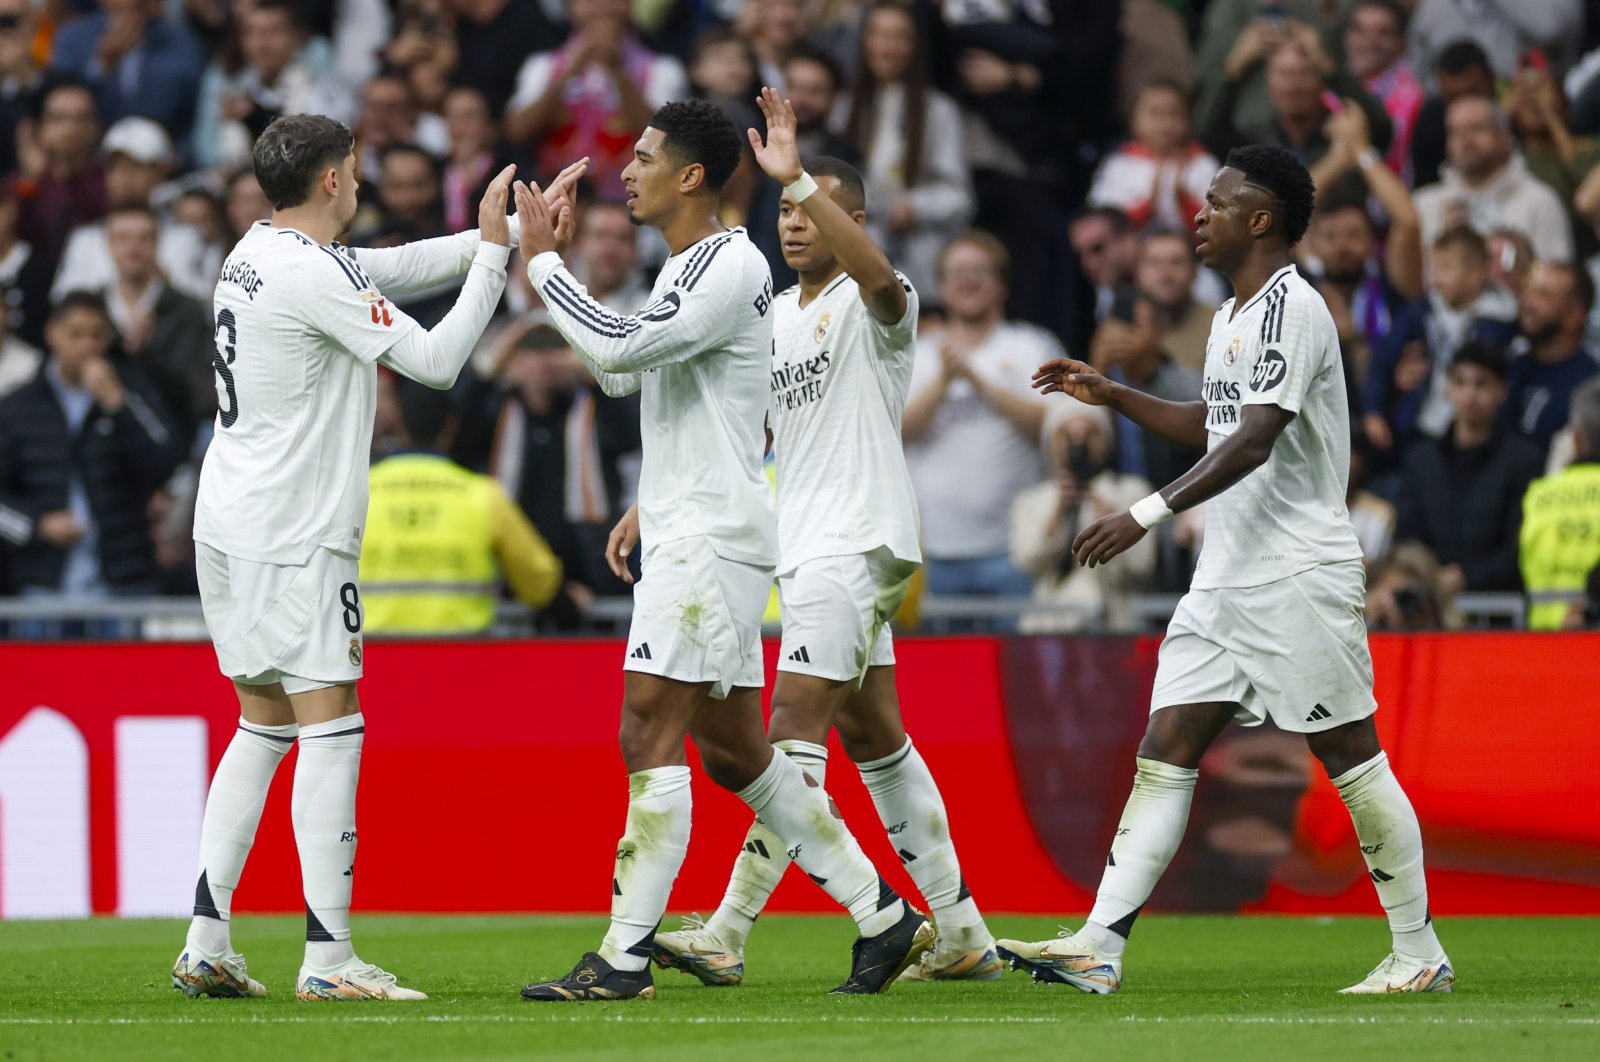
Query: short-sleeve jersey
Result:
<box><xmin>769</xmin><ymin>271</ymin><xmax>921</xmax><ymax>574</ymax></box>
<box><xmin>1194</xmin><ymin>264</ymin><xmax>1362</xmax><ymax>589</ymax></box>
<box><xmin>193</xmin><ymin>222</ymin><xmax>419</xmax><ymax>564</ymax></box>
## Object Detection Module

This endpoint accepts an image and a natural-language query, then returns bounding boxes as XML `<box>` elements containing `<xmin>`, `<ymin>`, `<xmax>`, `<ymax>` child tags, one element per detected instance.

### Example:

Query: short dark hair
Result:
<box><xmin>517</xmin><ymin>323</ymin><xmax>571</xmax><ymax>353</ymax></box>
<box><xmin>50</xmin><ymin>290</ymin><xmax>110</xmax><ymax>323</ymax></box>
<box><xmin>649</xmin><ymin>99</ymin><xmax>744</xmax><ymax>192</ymax></box>
<box><xmin>806</xmin><ymin>156</ymin><xmax>866</xmax><ymax>213</ymax></box>
<box><xmin>397</xmin><ymin>379</ymin><xmax>455</xmax><ymax>447</ymax></box>
<box><xmin>1224</xmin><ymin>144</ymin><xmax>1316</xmax><ymax>246</ymax></box>
<box><xmin>1071</xmin><ymin>205</ymin><xmax>1134</xmax><ymax>235</ymax></box>
<box><xmin>1449</xmin><ymin>339</ymin><xmax>1509</xmax><ymax>379</ymax></box>
<box><xmin>1433</xmin><ymin>224</ymin><xmax>1489</xmax><ymax>262</ymax></box>
<box><xmin>1543</xmin><ymin>260</ymin><xmax>1598</xmax><ymax>315</ymax></box>
<box><xmin>248</xmin><ymin>0</ymin><xmax>302</xmax><ymax>26</ymax></box>
<box><xmin>380</xmin><ymin>142</ymin><xmax>439</xmax><ymax>178</ymax></box>
<box><xmin>1438</xmin><ymin>39</ymin><xmax>1492</xmax><ymax>77</ymax></box>
<box><xmin>785</xmin><ymin>45</ymin><xmax>845</xmax><ymax>93</ymax></box>
<box><xmin>105</xmin><ymin>202</ymin><xmax>160</xmax><ymax>227</ymax></box>
<box><xmin>1350</xmin><ymin>0</ymin><xmax>1408</xmax><ymax>31</ymax></box>
<box><xmin>1316</xmin><ymin>187</ymin><xmax>1373</xmax><ymax>224</ymax></box>
<box><xmin>252</xmin><ymin>114</ymin><xmax>355</xmax><ymax>210</ymax></box>
<box><xmin>939</xmin><ymin>229</ymin><xmax>1011</xmax><ymax>286</ymax></box>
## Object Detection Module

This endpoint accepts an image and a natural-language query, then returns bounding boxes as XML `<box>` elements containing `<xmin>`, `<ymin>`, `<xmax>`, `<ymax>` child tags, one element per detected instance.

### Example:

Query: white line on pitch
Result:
<box><xmin>0</xmin><ymin>1014</ymin><xmax>1594</xmax><ymax>1027</ymax></box>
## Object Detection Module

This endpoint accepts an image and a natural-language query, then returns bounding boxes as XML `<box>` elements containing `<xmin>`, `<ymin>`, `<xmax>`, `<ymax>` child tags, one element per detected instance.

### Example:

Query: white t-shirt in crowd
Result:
<box><xmin>770</xmin><ymin>271</ymin><xmax>921</xmax><ymax>574</ymax></box>
<box><xmin>904</xmin><ymin>320</ymin><xmax>1059</xmax><ymax>559</ymax></box>
<box><xmin>1194</xmin><ymin>264</ymin><xmax>1363</xmax><ymax>589</ymax></box>
<box><xmin>527</xmin><ymin>228</ymin><xmax>777</xmax><ymax>567</ymax></box>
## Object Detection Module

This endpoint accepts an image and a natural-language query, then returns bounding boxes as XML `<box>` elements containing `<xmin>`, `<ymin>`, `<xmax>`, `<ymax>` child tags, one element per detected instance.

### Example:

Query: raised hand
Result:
<box><xmin>1033</xmin><ymin>358</ymin><xmax>1115</xmax><ymax>405</ymax></box>
<box><xmin>543</xmin><ymin>157</ymin><xmax>589</xmax><ymax>206</ymax></box>
<box><xmin>747</xmin><ymin>87</ymin><xmax>803</xmax><ymax>185</ymax></box>
<box><xmin>478</xmin><ymin>163</ymin><xmax>517</xmax><ymax>246</ymax></box>
<box><xmin>514</xmin><ymin>180</ymin><xmax>558</xmax><ymax>257</ymax></box>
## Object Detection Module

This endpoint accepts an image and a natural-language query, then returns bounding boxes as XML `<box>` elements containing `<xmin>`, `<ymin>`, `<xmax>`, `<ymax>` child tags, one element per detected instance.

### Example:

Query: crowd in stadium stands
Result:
<box><xmin>1</xmin><ymin>0</ymin><xmax>1599</xmax><ymax>631</ymax></box>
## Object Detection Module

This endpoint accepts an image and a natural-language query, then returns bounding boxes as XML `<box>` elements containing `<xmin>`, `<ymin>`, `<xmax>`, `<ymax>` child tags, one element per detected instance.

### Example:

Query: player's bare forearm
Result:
<box><xmin>799</xmin><ymin>185</ymin><xmax>905</xmax><ymax>323</ymax></box>
<box><xmin>1107</xmin><ymin>383</ymin><xmax>1210</xmax><ymax>450</ymax></box>
<box><xmin>1160</xmin><ymin>403</ymin><xmax>1293</xmax><ymax>513</ymax></box>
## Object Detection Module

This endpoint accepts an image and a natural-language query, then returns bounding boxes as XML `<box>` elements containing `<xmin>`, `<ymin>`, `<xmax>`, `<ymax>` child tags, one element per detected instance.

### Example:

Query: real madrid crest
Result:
<box><xmin>813</xmin><ymin>312</ymin><xmax>831</xmax><ymax>343</ymax></box>
<box><xmin>1223</xmin><ymin>336</ymin><xmax>1241</xmax><ymax>366</ymax></box>
<box><xmin>349</xmin><ymin>638</ymin><xmax>362</xmax><ymax>667</ymax></box>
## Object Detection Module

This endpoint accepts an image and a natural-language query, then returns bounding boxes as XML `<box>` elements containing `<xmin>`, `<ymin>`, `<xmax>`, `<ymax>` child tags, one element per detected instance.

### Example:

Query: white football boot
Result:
<box><xmin>1340</xmin><ymin>951</ymin><xmax>1455</xmax><ymax>994</ymax></box>
<box><xmin>295</xmin><ymin>958</ymin><xmax>428</xmax><ymax>1001</ymax></box>
<box><xmin>652</xmin><ymin>913</ymin><xmax>745</xmax><ymax>986</ymax></box>
<box><xmin>897</xmin><ymin>942</ymin><xmax>1005</xmax><ymax>982</ymax></box>
<box><xmin>172</xmin><ymin>950</ymin><xmax>268</xmax><ymax>999</ymax></box>
<box><xmin>996</xmin><ymin>930</ymin><xmax>1122</xmax><ymax>994</ymax></box>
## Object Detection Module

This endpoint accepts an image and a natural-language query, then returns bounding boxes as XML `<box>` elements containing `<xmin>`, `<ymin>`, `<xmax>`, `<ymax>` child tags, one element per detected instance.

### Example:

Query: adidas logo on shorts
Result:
<box><xmin>630</xmin><ymin>643</ymin><xmax>653</xmax><ymax>660</ymax></box>
<box><xmin>1305</xmin><ymin>703</ymin><xmax>1332</xmax><ymax>723</ymax></box>
<box><xmin>787</xmin><ymin>646</ymin><xmax>811</xmax><ymax>664</ymax></box>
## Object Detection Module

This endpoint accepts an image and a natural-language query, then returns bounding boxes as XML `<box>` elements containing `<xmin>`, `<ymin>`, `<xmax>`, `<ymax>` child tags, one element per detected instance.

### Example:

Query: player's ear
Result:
<box><xmin>850</xmin><ymin>209</ymin><xmax>867</xmax><ymax>228</ymax></box>
<box><xmin>1250</xmin><ymin>206</ymin><xmax>1275</xmax><ymax>239</ymax></box>
<box><xmin>678</xmin><ymin>161</ymin><xmax>706</xmax><ymax>196</ymax></box>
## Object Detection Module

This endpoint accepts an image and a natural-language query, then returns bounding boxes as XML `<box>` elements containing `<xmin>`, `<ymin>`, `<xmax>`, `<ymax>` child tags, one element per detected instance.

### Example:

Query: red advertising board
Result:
<box><xmin>1</xmin><ymin>635</ymin><xmax>1596</xmax><ymax>918</ymax></box>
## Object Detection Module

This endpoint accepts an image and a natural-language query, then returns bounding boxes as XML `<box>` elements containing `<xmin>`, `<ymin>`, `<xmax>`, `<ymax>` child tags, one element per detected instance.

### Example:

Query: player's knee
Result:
<box><xmin>617</xmin><ymin>705</ymin><xmax>676</xmax><ymax>772</ymax></box>
<box><xmin>1136</xmin><ymin>721</ymin><xmax>1205</xmax><ymax>770</ymax></box>
<box><xmin>1306</xmin><ymin>717</ymin><xmax>1382</xmax><ymax>778</ymax></box>
<box><xmin>766</xmin><ymin>700</ymin><xmax>830</xmax><ymax>746</ymax></box>
<box><xmin>697</xmin><ymin>738</ymin><xmax>762</xmax><ymax>792</ymax></box>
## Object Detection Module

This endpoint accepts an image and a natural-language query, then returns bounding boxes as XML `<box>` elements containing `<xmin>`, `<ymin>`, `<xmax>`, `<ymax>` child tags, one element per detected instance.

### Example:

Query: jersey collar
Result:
<box><xmin>1234</xmin><ymin>264</ymin><xmax>1297</xmax><ymax>318</ymax></box>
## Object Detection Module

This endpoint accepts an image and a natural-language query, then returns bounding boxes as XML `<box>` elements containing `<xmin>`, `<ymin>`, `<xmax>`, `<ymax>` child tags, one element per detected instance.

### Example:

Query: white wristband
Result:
<box><xmin>785</xmin><ymin>172</ymin><xmax>819</xmax><ymax>202</ymax></box>
<box><xmin>1129</xmin><ymin>492</ymin><xmax>1174</xmax><ymax>530</ymax></box>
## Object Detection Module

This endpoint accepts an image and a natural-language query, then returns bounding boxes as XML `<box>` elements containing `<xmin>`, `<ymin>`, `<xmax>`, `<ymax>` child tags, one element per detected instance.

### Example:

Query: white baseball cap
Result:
<box><xmin>102</xmin><ymin>117</ymin><xmax>173</xmax><ymax>166</ymax></box>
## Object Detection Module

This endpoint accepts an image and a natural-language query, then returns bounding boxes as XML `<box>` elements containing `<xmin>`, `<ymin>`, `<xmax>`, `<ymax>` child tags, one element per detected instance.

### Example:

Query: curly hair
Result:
<box><xmin>649</xmin><ymin>100</ymin><xmax>743</xmax><ymax>192</ymax></box>
<box><xmin>1224</xmin><ymin>144</ymin><xmax>1316</xmax><ymax>246</ymax></box>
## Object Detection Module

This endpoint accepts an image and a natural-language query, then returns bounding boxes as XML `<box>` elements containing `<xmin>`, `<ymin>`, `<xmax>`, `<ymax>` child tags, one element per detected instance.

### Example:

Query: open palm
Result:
<box><xmin>747</xmin><ymin>86</ymin><xmax>804</xmax><ymax>185</ymax></box>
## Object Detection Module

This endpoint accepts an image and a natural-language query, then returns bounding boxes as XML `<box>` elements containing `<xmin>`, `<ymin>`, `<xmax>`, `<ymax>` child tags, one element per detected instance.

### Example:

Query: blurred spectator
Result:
<box><xmin>1201</xmin><ymin>34</ymin><xmax>1392</xmax><ymax>203</ymax></box>
<box><xmin>571</xmin><ymin>199</ymin><xmax>649</xmax><ymax>311</ymax></box>
<box><xmin>739</xmin><ymin>0</ymin><xmax>808</xmax><ymax>89</ymax></box>
<box><xmin>1126</xmin><ymin>227</ymin><xmax>1211</xmax><ymax>374</ymax></box>
<box><xmin>0</xmin><ymin>291</ymin><xmax>182</xmax><ymax>597</ymax></box>
<box><xmin>1068</xmin><ymin>205</ymin><xmax>1137</xmax><ymax>350</ymax></box>
<box><xmin>0</xmin><ymin>283</ymin><xmax>39</xmax><ymax>396</ymax></box>
<box><xmin>13</xmin><ymin>82</ymin><xmax>107</xmax><ymax>276</ymax></box>
<box><xmin>1564</xmin><ymin>560</ymin><xmax>1600</xmax><ymax>628</ymax></box>
<box><xmin>1407</xmin><ymin>0</ymin><xmax>1582</xmax><ymax>92</ymax></box>
<box><xmin>362</xmin><ymin>380</ymin><xmax>563</xmax><ymax>634</ymax></box>
<box><xmin>0</xmin><ymin>181</ymin><xmax>53</xmax><ymax>348</ymax></box>
<box><xmin>1413</xmin><ymin>97</ymin><xmax>1574</xmax><ymax>266</ymax></box>
<box><xmin>168</xmin><ymin>185</ymin><xmax>227</xmax><ymax>287</ymax></box>
<box><xmin>1396</xmin><ymin>341</ymin><xmax>1545</xmax><ymax>594</ymax></box>
<box><xmin>355</xmin><ymin>71</ymin><xmax>448</xmax><ymax>178</ymax></box>
<box><xmin>1116</xmin><ymin>0</ymin><xmax>1196</xmax><ymax>117</ymax></box>
<box><xmin>101</xmin><ymin>203</ymin><xmax>213</xmax><ymax>438</ymax></box>
<box><xmin>1362</xmin><ymin>227</ymin><xmax>1518</xmax><ymax>457</ymax></box>
<box><xmin>902</xmin><ymin>231</ymin><xmax>1054</xmax><ymax>601</ymax></box>
<box><xmin>450</xmin><ymin>0</ymin><xmax>560</xmax><ymax>115</ymax></box>
<box><xmin>782</xmin><ymin>47</ymin><xmax>859</xmax><ymax>165</ymax></box>
<box><xmin>1487</xmin><ymin>226</ymin><xmax>1536</xmax><ymax>297</ymax></box>
<box><xmin>1347</xmin><ymin>428</ymin><xmax>1397</xmax><ymax>568</ymax></box>
<box><xmin>440</xmin><ymin>85</ymin><xmax>509</xmax><ymax>236</ymax></box>
<box><xmin>0</xmin><ymin>0</ymin><xmax>65</xmax><ymax>179</ymax></box>
<box><xmin>52</xmin><ymin>116</ymin><xmax>212</xmax><ymax>302</ymax></box>
<box><xmin>1410</xmin><ymin>39</ymin><xmax>1496</xmax><ymax>188</ymax></box>
<box><xmin>1520</xmin><ymin>374</ymin><xmax>1600</xmax><ymax>628</ymax></box>
<box><xmin>350</xmin><ymin>143</ymin><xmax>444</xmax><ymax>250</ymax></box>
<box><xmin>845</xmin><ymin>0</ymin><xmax>972</xmax><ymax>297</ymax></box>
<box><xmin>191</xmin><ymin>0</ymin><xmax>355</xmax><ymax>170</ymax></box>
<box><xmin>1345</xmin><ymin>0</ymin><xmax>1424</xmax><ymax>181</ymax></box>
<box><xmin>1194</xmin><ymin>1</ymin><xmax>1333</xmax><ymax>156</ymax></box>
<box><xmin>1505</xmin><ymin>260</ymin><xmax>1600</xmax><ymax>451</ymax></box>
<box><xmin>504</xmin><ymin>0</ymin><xmax>687</xmax><ymax>202</ymax></box>
<box><xmin>1507</xmin><ymin>60</ymin><xmax>1600</xmax><ymax>260</ymax></box>
<box><xmin>687</xmin><ymin>25</ymin><xmax>760</xmax><ymax>132</ymax></box>
<box><xmin>1010</xmin><ymin>398</ymin><xmax>1155</xmax><ymax>633</ymax></box>
<box><xmin>385</xmin><ymin>0</ymin><xmax>460</xmax><ymax>116</ymax></box>
<box><xmin>1089</xmin><ymin>81</ymin><xmax>1220</xmax><ymax>233</ymax></box>
<box><xmin>49</xmin><ymin>0</ymin><xmax>206</xmax><ymax>144</ymax></box>
<box><xmin>223</xmin><ymin>166</ymin><xmax>271</xmax><ymax>242</ymax></box>
<box><xmin>1366</xmin><ymin>539</ymin><xmax>1452</xmax><ymax>629</ymax></box>
<box><xmin>452</xmin><ymin>322</ymin><xmax>640</xmax><ymax>604</ymax></box>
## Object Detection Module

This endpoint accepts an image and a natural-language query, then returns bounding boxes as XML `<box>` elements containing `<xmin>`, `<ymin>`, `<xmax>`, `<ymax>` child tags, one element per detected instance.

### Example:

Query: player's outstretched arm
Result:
<box><xmin>749</xmin><ymin>87</ymin><xmax>906</xmax><ymax>324</ymax></box>
<box><xmin>1033</xmin><ymin>358</ymin><xmax>1208</xmax><ymax>449</ymax></box>
<box><xmin>349</xmin><ymin>160</ymin><xmax>588</xmax><ymax>294</ymax></box>
<box><xmin>516</xmin><ymin>180</ymin><xmax>739</xmax><ymax>382</ymax></box>
<box><xmin>1070</xmin><ymin>403</ymin><xmax>1293</xmax><ymax>568</ymax></box>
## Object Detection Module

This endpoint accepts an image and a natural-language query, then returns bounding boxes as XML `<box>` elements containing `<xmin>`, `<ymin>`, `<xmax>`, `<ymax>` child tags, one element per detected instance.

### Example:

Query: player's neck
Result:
<box><xmin>271</xmin><ymin>207</ymin><xmax>341</xmax><ymax>246</ymax></box>
<box><xmin>1227</xmin><ymin>253</ymin><xmax>1293</xmax><ymax>317</ymax></box>
<box><xmin>797</xmin><ymin>261</ymin><xmax>845</xmax><ymax>306</ymax></box>
<box><xmin>658</xmin><ymin>202</ymin><xmax>727</xmax><ymax>256</ymax></box>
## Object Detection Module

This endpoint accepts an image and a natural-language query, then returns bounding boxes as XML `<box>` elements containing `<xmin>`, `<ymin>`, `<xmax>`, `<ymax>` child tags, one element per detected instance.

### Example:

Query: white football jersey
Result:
<box><xmin>528</xmin><ymin>227</ymin><xmax>777</xmax><ymax>567</ymax></box>
<box><xmin>1193</xmin><ymin>264</ymin><xmax>1362</xmax><ymax>589</ymax></box>
<box><xmin>769</xmin><ymin>271</ymin><xmax>921</xmax><ymax>574</ymax></box>
<box><xmin>194</xmin><ymin>222</ymin><xmax>421</xmax><ymax>564</ymax></box>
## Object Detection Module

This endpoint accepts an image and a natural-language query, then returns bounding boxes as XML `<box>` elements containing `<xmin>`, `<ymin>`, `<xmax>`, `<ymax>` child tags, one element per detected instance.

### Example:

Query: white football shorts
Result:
<box><xmin>1151</xmin><ymin>559</ymin><xmax>1377</xmax><ymax>733</ymax></box>
<box><xmin>624</xmin><ymin>535</ymin><xmax>772</xmax><ymax>700</ymax></box>
<box><xmin>776</xmin><ymin>547</ymin><xmax>917</xmax><ymax>685</ymax></box>
<box><xmin>196</xmin><ymin>542</ymin><xmax>365</xmax><ymax>696</ymax></box>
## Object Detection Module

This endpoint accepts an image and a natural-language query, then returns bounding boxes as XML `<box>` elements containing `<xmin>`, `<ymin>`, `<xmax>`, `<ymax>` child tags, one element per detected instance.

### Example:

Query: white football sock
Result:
<box><xmin>1081</xmin><ymin>756</ymin><xmax>1198</xmax><ymax>962</ymax></box>
<box><xmin>599</xmin><ymin>766</ymin><xmax>692</xmax><ymax>972</ymax></box>
<box><xmin>857</xmin><ymin>737</ymin><xmax>989</xmax><ymax>952</ymax></box>
<box><xmin>293</xmin><ymin>713</ymin><xmax>364</xmax><ymax>971</ymax></box>
<box><xmin>1332</xmin><ymin>751</ymin><xmax>1444</xmax><ymax>962</ymax></box>
<box><xmin>707</xmin><ymin>739</ymin><xmax>827</xmax><ymax>951</ymax></box>
<box><xmin>186</xmin><ymin>718</ymin><xmax>296</xmax><ymax>957</ymax></box>
<box><xmin>738</xmin><ymin>751</ymin><xmax>904</xmax><ymax>938</ymax></box>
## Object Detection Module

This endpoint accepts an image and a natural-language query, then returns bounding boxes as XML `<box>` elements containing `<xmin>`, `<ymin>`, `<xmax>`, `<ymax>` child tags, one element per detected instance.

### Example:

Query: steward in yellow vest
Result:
<box><xmin>1520</xmin><ymin>378</ymin><xmax>1600</xmax><ymax>629</ymax></box>
<box><xmin>362</xmin><ymin>383</ymin><xmax>562</xmax><ymax>633</ymax></box>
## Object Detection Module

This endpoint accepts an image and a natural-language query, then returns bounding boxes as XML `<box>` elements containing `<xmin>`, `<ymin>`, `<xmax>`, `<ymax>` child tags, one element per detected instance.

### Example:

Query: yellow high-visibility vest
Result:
<box><xmin>361</xmin><ymin>454</ymin><xmax>501</xmax><ymax>633</ymax></box>
<box><xmin>1520</xmin><ymin>463</ymin><xmax>1600</xmax><ymax>630</ymax></box>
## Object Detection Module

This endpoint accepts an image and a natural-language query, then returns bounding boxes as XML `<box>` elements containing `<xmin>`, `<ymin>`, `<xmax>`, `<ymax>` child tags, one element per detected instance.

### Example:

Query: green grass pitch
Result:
<box><xmin>1</xmin><ymin>915</ymin><xmax>1594</xmax><ymax>1060</ymax></box>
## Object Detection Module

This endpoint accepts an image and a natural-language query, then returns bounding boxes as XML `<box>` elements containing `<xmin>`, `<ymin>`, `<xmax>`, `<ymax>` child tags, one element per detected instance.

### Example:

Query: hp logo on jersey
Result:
<box><xmin>1250</xmin><ymin>349</ymin><xmax>1287</xmax><ymax>392</ymax></box>
<box><xmin>638</xmin><ymin>291</ymin><xmax>681</xmax><ymax>323</ymax></box>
